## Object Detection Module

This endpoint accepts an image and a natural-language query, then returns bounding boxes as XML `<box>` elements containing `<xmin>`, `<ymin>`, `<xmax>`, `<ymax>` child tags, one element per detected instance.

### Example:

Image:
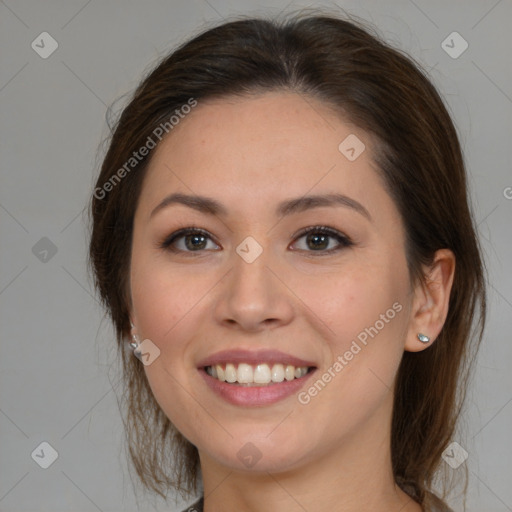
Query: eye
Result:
<box><xmin>158</xmin><ymin>225</ymin><xmax>353</xmax><ymax>255</ymax></box>
<box><xmin>290</xmin><ymin>225</ymin><xmax>353</xmax><ymax>255</ymax></box>
<box><xmin>159</xmin><ymin>227</ymin><xmax>220</xmax><ymax>253</ymax></box>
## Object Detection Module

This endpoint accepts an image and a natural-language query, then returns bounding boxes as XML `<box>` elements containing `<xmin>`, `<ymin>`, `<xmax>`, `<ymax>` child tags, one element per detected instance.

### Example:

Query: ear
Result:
<box><xmin>128</xmin><ymin>307</ymin><xmax>137</xmax><ymax>336</ymax></box>
<box><xmin>127</xmin><ymin>294</ymin><xmax>135</xmax><ymax>331</ymax></box>
<box><xmin>404</xmin><ymin>248</ymin><xmax>456</xmax><ymax>352</ymax></box>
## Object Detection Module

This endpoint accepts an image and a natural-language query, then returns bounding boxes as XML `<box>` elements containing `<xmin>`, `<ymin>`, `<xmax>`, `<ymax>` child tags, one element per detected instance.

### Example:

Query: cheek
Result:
<box><xmin>305</xmin><ymin>258</ymin><xmax>409</xmax><ymax>408</ymax></box>
<box><xmin>303</xmin><ymin>258</ymin><xmax>407</xmax><ymax>346</ymax></box>
<box><xmin>291</xmin><ymin>266</ymin><xmax>407</xmax><ymax>444</ymax></box>
<box><xmin>130</xmin><ymin>259</ymin><xmax>210</xmax><ymax>441</ymax></box>
<box><xmin>130</xmin><ymin>252</ymin><xmax>208</xmax><ymax>348</ymax></box>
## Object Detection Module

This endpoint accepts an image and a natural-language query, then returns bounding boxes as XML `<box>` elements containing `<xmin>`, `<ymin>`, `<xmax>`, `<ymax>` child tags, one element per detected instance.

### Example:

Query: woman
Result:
<box><xmin>88</xmin><ymin>11</ymin><xmax>486</xmax><ymax>512</ymax></box>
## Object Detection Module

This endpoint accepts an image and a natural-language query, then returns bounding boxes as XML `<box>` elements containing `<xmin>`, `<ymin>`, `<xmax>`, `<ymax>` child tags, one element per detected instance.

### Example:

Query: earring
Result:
<box><xmin>130</xmin><ymin>334</ymin><xmax>140</xmax><ymax>350</ymax></box>
<box><xmin>417</xmin><ymin>333</ymin><xmax>430</xmax><ymax>343</ymax></box>
<box><xmin>129</xmin><ymin>323</ymin><xmax>140</xmax><ymax>350</ymax></box>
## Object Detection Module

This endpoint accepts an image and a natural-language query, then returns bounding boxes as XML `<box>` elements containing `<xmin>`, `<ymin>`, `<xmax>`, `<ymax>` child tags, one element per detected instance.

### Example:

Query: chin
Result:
<box><xmin>198</xmin><ymin>429</ymin><xmax>314</xmax><ymax>474</ymax></box>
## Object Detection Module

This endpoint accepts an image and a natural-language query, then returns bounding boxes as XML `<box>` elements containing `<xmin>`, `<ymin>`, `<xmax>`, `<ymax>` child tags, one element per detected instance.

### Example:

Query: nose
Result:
<box><xmin>213</xmin><ymin>244</ymin><xmax>295</xmax><ymax>333</ymax></box>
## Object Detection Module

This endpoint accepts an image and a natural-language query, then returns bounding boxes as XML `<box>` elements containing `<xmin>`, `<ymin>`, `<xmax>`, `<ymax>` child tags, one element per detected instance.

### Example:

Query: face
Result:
<box><xmin>129</xmin><ymin>91</ymin><xmax>416</xmax><ymax>474</ymax></box>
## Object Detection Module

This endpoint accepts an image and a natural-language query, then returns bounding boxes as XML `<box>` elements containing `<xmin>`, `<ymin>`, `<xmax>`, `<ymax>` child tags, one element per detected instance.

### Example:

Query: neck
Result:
<box><xmin>198</xmin><ymin>393</ymin><xmax>422</xmax><ymax>512</ymax></box>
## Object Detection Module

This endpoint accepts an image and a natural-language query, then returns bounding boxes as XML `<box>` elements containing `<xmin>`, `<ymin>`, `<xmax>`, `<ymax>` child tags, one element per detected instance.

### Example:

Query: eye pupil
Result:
<box><xmin>186</xmin><ymin>234</ymin><xmax>207</xmax><ymax>250</ymax></box>
<box><xmin>308</xmin><ymin>233</ymin><xmax>328</xmax><ymax>250</ymax></box>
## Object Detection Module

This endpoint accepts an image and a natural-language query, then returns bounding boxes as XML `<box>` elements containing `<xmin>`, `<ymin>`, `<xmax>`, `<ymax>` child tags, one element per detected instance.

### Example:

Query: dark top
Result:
<box><xmin>180</xmin><ymin>495</ymin><xmax>453</xmax><ymax>511</ymax></box>
<box><xmin>181</xmin><ymin>496</ymin><xmax>203</xmax><ymax>512</ymax></box>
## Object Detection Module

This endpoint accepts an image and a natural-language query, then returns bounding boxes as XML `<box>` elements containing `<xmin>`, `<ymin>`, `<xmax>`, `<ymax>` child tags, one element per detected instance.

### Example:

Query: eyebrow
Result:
<box><xmin>149</xmin><ymin>192</ymin><xmax>372</xmax><ymax>222</ymax></box>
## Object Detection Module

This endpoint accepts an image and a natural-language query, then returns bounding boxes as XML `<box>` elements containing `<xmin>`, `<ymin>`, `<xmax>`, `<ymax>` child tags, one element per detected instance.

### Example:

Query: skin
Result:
<box><xmin>129</xmin><ymin>91</ymin><xmax>455</xmax><ymax>512</ymax></box>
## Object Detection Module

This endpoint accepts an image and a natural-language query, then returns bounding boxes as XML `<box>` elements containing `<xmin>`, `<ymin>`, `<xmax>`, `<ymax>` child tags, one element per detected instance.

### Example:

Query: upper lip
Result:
<box><xmin>197</xmin><ymin>349</ymin><xmax>317</xmax><ymax>369</ymax></box>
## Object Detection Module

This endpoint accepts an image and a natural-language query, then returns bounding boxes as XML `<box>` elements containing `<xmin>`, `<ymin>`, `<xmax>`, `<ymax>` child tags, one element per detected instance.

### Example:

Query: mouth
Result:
<box><xmin>197</xmin><ymin>349</ymin><xmax>317</xmax><ymax>405</ymax></box>
<box><xmin>204</xmin><ymin>362</ymin><xmax>315</xmax><ymax>386</ymax></box>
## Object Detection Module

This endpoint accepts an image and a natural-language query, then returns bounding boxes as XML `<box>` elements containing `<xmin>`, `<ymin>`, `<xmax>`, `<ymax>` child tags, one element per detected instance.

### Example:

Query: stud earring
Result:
<box><xmin>130</xmin><ymin>334</ymin><xmax>140</xmax><ymax>350</ymax></box>
<box><xmin>417</xmin><ymin>333</ymin><xmax>430</xmax><ymax>343</ymax></box>
<box><xmin>129</xmin><ymin>322</ymin><xmax>141</xmax><ymax>350</ymax></box>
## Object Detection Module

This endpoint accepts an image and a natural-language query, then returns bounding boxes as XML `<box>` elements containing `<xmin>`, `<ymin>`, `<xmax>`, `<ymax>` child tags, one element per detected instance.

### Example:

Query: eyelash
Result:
<box><xmin>158</xmin><ymin>225</ymin><xmax>354</xmax><ymax>256</ymax></box>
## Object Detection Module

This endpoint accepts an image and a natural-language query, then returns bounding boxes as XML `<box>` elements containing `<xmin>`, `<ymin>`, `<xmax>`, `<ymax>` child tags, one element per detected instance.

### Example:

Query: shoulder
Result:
<box><xmin>180</xmin><ymin>496</ymin><xmax>203</xmax><ymax>512</ymax></box>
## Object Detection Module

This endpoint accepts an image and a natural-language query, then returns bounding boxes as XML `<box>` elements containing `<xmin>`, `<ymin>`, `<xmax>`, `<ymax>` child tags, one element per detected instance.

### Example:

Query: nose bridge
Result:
<box><xmin>213</xmin><ymin>235</ymin><xmax>294</xmax><ymax>330</ymax></box>
<box><xmin>231</xmin><ymin>236</ymin><xmax>275</xmax><ymax>302</ymax></box>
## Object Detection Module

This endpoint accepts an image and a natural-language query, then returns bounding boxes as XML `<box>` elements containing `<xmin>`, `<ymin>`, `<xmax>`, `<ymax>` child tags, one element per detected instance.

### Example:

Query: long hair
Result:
<box><xmin>88</xmin><ymin>10</ymin><xmax>487</xmax><ymax>509</ymax></box>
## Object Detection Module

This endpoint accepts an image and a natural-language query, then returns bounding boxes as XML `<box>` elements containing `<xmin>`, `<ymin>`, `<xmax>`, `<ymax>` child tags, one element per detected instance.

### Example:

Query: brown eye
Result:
<box><xmin>160</xmin><ymin>228</ymin><xmax>220</xmax><ymax>253</ymax></box>
<box><xmin>291</xmin><ymin>226</ymin><xmax>353</xmax><ymax>254</ymax></box>
<box><xmin>159</xmin><ymin>225</ymin><xmax>353</xmax><ymax>256</ymax></box>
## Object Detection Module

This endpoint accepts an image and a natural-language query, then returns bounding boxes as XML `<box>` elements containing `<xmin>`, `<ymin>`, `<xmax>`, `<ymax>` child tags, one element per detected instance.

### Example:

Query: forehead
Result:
<box><xmin>136</xmin><ymin>91</ymin><xmax>394</xmax><ymax>224</ymax></box>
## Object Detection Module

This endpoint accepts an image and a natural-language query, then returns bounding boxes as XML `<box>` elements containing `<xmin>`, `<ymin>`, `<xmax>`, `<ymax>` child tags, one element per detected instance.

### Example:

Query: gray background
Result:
<box><xmin>1</xmin><ymin>0</ymin><xmax>511</xmax><ymax>511</ymax></box>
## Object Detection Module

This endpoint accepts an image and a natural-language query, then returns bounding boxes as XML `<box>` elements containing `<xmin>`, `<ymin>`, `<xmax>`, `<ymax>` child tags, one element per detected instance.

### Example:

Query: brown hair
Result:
<box><xmin>88</xmin><ymin>9</ymin><xmax>487</xmax><ymax>510</ymax></box>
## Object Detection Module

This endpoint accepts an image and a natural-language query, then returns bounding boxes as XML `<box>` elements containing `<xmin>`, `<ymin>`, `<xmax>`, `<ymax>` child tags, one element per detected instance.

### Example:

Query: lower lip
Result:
<box><xmin>199</xmin><ymin>368</ymin><xmax>316</xmax><ymax>406</ymax></box>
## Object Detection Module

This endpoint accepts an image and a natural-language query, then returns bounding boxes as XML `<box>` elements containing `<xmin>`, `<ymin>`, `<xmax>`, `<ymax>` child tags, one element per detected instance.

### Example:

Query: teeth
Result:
<box><xmin>206</xmin><ymin>363</ymin><xmax>311</xmax><ymax>385</ymax></box>
<box><xmin>254</xmin><ymin>364</ymin><xmax>271</xmax><ymax>384</ymax></box>
<box><xmin>271</xmin><ymin>364</ymin><xmax>285</xmax><ymax>382</ymax></box>
<box><xmin>225</xmin><ymin>363</ymin><xmax>237</xmax><ymax>383</ymax></box>
<box><xmin>237</xmin><ymin>363</ymin><xmax>253</xmax><ymax>384</ymax></box>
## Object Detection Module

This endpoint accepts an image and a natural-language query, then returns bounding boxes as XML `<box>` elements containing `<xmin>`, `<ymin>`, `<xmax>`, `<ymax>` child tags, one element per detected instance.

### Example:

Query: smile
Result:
<box><xmin>205</xmin><ymin>363</ymin><xmax>312</xmax><ymax>386</ymax></box>
<box><xmin>197</xmin><ymin>348</ymin><xmax>317</xmax><ymax>406</ymax></box>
